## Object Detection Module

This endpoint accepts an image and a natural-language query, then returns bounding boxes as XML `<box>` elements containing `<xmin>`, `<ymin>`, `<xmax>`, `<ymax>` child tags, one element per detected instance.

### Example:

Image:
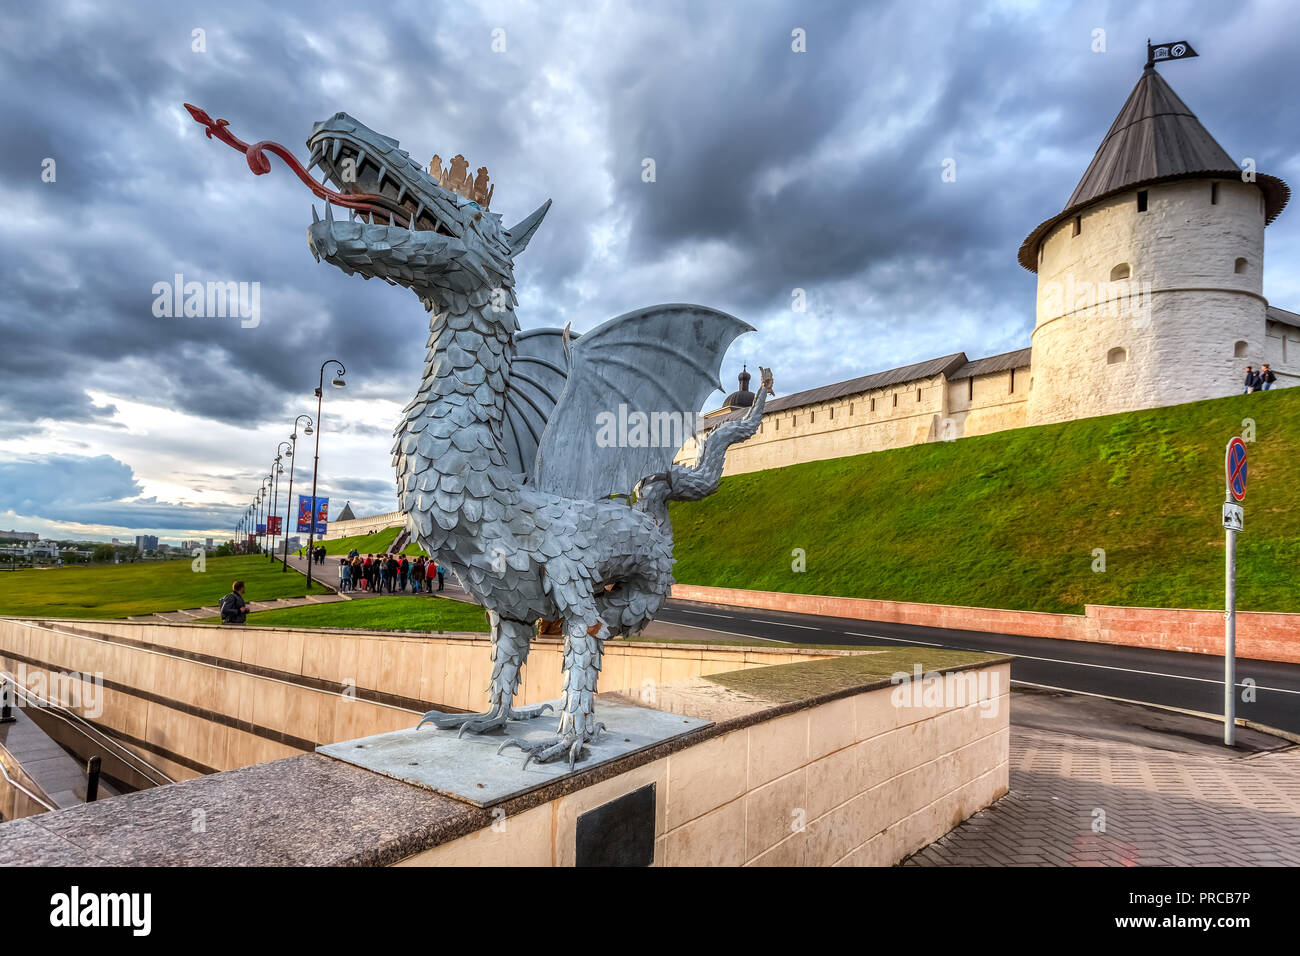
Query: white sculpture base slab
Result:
<box><xmin>317</xmin><ymin>698</ymin><xmax>711</xmax><ymax>807</ymax></box>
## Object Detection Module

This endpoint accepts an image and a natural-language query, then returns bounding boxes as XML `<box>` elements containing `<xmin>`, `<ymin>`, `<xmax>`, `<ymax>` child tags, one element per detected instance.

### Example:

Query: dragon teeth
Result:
<box><xmin>325</xmin><ymin>202</ymin><xmax>334</xmax><ymax>221</ymax></box>
<box><xmin>396</xmin><ymin>183</ymin><xmax>407</xmax><ymax>203</ymax></box>
<box><xmin>355</xmin><ymin>147</ymin><xmax>367</xmax><ymax>170</ymax></box>
<box><xmin>312</xmin><ymin>204</ymin><xmax>320</xmax><ymax>223</ymax></box>
<box><xmin>331</xmin><ymin>138</ymin><xmax>343</xmax><ymax>162</ymax></box>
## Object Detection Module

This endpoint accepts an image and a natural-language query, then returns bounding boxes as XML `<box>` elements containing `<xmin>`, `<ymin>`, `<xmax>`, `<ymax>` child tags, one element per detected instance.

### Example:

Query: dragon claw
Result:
<box><xmin>419</xmin><ymin>701</ymin><xmax>556</xmax><ymax>737</ymax></box>
<box><xmin>495</xmin><ymin>724</ymin><xmax>600</xmax><ymax>771</ymax></box>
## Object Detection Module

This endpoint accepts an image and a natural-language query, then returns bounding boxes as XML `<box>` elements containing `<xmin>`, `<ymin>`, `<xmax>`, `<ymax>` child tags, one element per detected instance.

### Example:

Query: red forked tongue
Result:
<box><xmin>183</xmin><ymin>103</ymin><xmax>410</xmax><ymax>226</ymax></box>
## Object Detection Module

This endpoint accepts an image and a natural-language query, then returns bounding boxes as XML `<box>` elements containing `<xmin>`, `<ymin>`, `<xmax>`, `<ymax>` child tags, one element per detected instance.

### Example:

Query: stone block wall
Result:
<box><xmin>395</xmin><ymin>661</ymin><xmax>1011</xmax><ymax>866</ymax></box>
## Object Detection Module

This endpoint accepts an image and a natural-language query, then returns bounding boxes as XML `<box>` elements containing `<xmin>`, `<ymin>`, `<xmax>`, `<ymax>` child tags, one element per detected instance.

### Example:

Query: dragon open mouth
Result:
<box><xmin>306</xmin><ymin>130</ymin><xmax>459</xmax><ymax>237</ymax></box>
<box><xmin>182</xmin><ymin>104</ymin><xmax>460</xmax><ymax>237</ymax></box>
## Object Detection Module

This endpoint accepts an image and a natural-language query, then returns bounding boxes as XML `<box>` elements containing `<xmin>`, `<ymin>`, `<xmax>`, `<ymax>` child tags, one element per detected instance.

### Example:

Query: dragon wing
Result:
<box><xmin>501</xmin><ymin>327</ymin><xmax>578</xmax><ymax>480</ymax></box>
<box><xmin>532</xmin><ymin>304</ymin><xmax>753</xmax><ymax>501</ymax></box>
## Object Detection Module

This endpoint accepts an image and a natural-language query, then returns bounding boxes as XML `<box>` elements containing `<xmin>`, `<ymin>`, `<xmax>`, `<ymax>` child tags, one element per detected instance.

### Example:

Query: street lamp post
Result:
<box><xmin>271</xmin><ymin>442</ymin><xmax>291</xmax><ymax>562</ymax></box>
<box><xmin>259</xmin><ymin>477</ymin><xmax>272</xmax><ymax>554</ymax></box>
<box><xmin>305</xmin><ymin>359</ymin><xmax>346</xmax><ymax>589</ymax></box>
<box><xmin>282</xmin><ymin>415</ymin><xmax>313</xmax><ymax>571</ymax></box>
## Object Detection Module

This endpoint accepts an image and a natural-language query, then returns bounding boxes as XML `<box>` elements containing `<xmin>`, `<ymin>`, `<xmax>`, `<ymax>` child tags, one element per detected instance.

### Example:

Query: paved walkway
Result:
<box><xmin>904</xmin><ymin>689</ymin><xmax>1300</xmax><ymax>866</ymax></box>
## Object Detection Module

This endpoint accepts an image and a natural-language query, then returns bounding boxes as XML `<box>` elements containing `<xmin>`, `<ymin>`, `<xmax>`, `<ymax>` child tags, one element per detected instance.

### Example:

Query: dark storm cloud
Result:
<box><xmin>1</xmin><ymin>0</ymin><xmax>1297</xmax><ymax>473</ymax></box>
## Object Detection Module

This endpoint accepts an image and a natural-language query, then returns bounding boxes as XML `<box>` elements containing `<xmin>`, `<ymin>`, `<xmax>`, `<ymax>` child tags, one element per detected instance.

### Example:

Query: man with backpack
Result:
<box><xmin>1260</xmin><ymin>364</ymin><xmax>1278</xmax><ymax>391</ymax></box>
<box><xmin>219</xmin><ymin>581</ymin><xmax>250</xmax><ymax>624</ymax></box>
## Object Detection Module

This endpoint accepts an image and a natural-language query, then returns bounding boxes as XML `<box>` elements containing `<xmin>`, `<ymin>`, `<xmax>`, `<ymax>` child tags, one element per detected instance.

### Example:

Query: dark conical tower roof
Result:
<box><xmin>336</xmin><ymin>500</ymin><xmax>356</xmax><ymax>522</ymax></box>
<box><xmin>1018</xmin><ymin>67</ymin><xmax>1289</xmax><ymax>272</ymax></box>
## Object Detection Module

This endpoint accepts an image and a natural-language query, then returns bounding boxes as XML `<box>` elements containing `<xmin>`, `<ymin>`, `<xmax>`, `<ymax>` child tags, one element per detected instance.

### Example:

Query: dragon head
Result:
<box><xmin>303</xmin><ymin>112</ymin><xmax>549</xmax><ymax>310</ymax></box>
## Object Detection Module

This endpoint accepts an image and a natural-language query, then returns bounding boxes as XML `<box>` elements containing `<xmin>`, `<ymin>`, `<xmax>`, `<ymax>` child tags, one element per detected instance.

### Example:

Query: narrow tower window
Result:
<box><xmin>1137</xmin><ymin>190</ymin><xmax>1148</xmax><ymax>212</ymax></box>
<box><xmin>1009</xmin><ymin>368</ymin><xmax>1016</xmax><ymax>393</ymax></box>
<box><xmin>968</xmin><ymin>378</ymin><xmax>974</xmax><ymax>401</ymax></box>
<box><xmin>1110</xmin><ymin>263</ymin><xmax>1130</xmax><ymax>282</ymax></box>
<box><xmin>1211</xmin><ymin>182</ymin><xmax>1220</xmax><ymax>205</ymax></box>
<box><xmin>892</xmin><ymin>393</ymin><xmax>898</xmax><ymax>408</ymax></box>
<box><xmin>1235</xmin><ymin>257</ymin><xmax>1249</xmax><ymax>275</ymax></box>
<box><xmin>1107</xmin><ymin>347</ymin><xmax>1127</xmax><ymax>365</ymax></box>
<box><xmin>916</xmin><ymin>388</ymin><xmax>922</xmax><ymax>402</ymax></box>
<box><xmin>1071</xmin><ymin>216</ymin><xmax>1081</xmax><ymax>237</ymax></box>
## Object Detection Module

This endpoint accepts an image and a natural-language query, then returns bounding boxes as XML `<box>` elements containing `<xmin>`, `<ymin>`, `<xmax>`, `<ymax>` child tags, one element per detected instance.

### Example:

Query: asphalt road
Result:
<box><xmin>656</xmin><ymin>599</ymin><xmax>1300</xmax><ymax>737</ymax></box>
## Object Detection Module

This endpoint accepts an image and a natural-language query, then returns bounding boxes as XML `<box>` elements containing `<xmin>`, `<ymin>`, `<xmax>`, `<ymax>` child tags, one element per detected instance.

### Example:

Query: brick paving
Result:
<box><xmin>905</xmin><ymin>716</ymin><xmax>1300</xmax><ymax>866</ymax></box>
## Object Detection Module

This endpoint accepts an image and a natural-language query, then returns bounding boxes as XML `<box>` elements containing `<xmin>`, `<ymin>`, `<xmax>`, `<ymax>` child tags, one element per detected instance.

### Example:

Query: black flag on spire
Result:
<box><xmin>1146</xmin><ymin>39</ymin><xmax>1198</xmax><ymax>68</ymax></box>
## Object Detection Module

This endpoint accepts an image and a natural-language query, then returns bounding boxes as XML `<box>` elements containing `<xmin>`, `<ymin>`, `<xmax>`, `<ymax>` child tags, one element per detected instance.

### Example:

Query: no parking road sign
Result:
<box><xmin>1222</xmin><ymin>435</ymin><xmax>1249</xmax><ymax>748</ymax></box>
<box><xmin>1226</xmin><ymin>437</ymin><xmax>1247</xmax><ymax>502</ymax></box>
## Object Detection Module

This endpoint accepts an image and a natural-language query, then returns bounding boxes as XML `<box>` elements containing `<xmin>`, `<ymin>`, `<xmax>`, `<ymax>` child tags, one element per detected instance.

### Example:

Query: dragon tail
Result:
<box><xmin>634</xmin><ymin>367</ymin><xmax>773</xmax><ymax>517</ymax></box>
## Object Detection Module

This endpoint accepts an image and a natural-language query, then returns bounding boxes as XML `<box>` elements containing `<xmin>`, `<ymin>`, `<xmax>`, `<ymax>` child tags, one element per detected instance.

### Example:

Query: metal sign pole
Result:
<box><xmin>1222</xmin><ymin>437</ymin><xmax>1246</xmax><ymax>747</ymax></box>
<box><xmin>1224</xmin><ymin>504</ymin><xmax>1236</xmax><ymax>747</ymax></box>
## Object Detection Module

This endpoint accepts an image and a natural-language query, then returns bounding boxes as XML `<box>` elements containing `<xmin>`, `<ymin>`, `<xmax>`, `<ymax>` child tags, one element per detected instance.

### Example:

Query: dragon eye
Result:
<box><xmin>466</xmin><ymin>201</ymin><xmax>481</xmax><ymax>210</ymax></box>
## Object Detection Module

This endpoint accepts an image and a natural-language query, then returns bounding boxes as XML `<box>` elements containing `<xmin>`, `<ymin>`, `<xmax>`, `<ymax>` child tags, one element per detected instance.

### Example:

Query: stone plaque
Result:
<box><xmin>575</xmin><ymin>783</ymin><xmax>656</xmax><ymax>867</ymax></box>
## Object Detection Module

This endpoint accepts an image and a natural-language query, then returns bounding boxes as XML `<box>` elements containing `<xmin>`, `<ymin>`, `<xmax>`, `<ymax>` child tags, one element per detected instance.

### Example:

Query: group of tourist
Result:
<box><xmin>1242</xmin><ymin>364</ymin><xmax>1279</xmax><ymax>393</ymax></box>
<box><xmin>336</xmin><ymin>549</ymin><xmax>445</xmax><ymax>594</ymax></box>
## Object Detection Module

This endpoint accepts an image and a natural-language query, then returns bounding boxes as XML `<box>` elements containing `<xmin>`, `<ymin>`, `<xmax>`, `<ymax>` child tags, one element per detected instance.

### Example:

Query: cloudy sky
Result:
<box><xmin>2</xmin><ymin>0</ymin><xmax>1297</xmax><ymax>544</ymax></box>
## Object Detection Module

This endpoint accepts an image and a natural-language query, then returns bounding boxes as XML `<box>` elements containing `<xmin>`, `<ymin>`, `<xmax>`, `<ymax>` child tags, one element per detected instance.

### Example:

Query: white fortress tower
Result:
<box><xmin>1020</xmin><ymin>64</ymin><xmax>1290</xmax><ymax>426</ymax></box>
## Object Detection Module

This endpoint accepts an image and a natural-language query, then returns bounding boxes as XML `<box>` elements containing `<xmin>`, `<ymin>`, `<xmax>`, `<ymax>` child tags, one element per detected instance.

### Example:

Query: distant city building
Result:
<box><xmin>205</xmin><ymin>537</ymin><xmax>214</xmax><ymax>549</ymax></box>
<box><xmin>135</xmin><ymin>534</ymin><xmax>159</xmax><ymax>552</ymax></box>
<box><xmin>0</xmin><ymin>530</ymin><xmax>39</xmax><ymax>542</ymax></box>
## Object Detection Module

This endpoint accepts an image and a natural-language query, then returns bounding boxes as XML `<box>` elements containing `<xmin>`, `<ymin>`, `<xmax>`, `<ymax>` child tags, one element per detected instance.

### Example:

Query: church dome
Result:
<box><xmin>721</xmin><ymin>366</ymin><xmax>755</xmax><ymax>409</ymax></box>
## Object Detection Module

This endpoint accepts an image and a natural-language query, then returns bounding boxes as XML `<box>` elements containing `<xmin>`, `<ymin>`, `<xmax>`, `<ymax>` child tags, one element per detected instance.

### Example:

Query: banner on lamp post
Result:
<box><xmin>297</xmin><ymin>495</ymin><xmax>329</xmax><ymax>535</ymax></box>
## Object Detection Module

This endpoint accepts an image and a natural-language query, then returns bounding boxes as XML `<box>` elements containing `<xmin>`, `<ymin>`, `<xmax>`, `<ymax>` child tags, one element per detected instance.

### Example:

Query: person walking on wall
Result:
<box><xmin>1260</xmin><ymin>364</ymin><xmax>1278</xmax><ymax>391</ymax></box>
<box><xmin>1243</xmin><ymin>365</ymin><xmax>1260</xmax><ymax>393</ymax></box>
<box><xmin>339</xmin><ymin>557</ymin><xmax>351</xmax><ymax>591</ymax></box>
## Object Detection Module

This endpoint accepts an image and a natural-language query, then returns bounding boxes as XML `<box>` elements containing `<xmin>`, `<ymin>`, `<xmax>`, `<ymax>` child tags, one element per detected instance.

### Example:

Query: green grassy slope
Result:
<box><xmin>202</xmin><ymin>594</ymin><xmax>490</xmax><ymax>632</ymax></box>
<box><xmin>318</xmin><ymin>527</ymin><xmax>424</xmax><ymax>556</ymax></box>
<box><xmin>0</xmin><ymin>555</ymin><xmax>330</xmax><ymax>619</ymax></box>
<box><xmin>317</xmin><ymin>527</ymin><xmax>403</xmax><ymax>555</ymax></box>
<box><xmin>669</xmin><ymin>389</ymin><xmax>1300</xmax><ymax>614</ymax></box>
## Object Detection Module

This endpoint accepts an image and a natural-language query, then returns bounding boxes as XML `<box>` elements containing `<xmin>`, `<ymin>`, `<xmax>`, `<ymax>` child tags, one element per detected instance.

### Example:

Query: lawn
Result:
<box><xmin>220</xmin><ymin>594</ymin><xmax>490</xmax><ymax>632</ymax></box>
<box><xmin>0</xmin><ymin>555</ymin><xmax>331</xmax><ymax>619</ymax></box>
<box><xmin>669</xmin><ymin>388</ymin><xmax>1300</xmax><ymax>614</ymax></box>
<box><xmin>316</xmin><ymin>527</ymin><xmax>424</xmax><ymax>557</ymax></box>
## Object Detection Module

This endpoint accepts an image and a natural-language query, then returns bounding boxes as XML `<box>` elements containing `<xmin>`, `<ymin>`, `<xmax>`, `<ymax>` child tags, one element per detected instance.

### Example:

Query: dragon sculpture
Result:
<box><xmin>187</xmin><ymin>106</ymin><xmax>773</xmax><ymax>768</ymax></box>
